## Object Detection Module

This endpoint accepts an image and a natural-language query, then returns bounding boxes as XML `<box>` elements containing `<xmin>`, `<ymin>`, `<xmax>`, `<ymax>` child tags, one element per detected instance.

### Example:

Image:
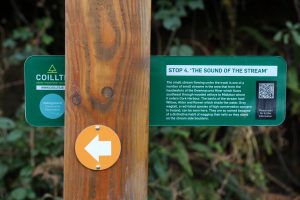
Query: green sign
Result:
<box><xmin>150</xmin><ymin>56</ymin><xmax>286</xmax><ymax>126</ymax></box>
<box><xmin>24</xmin><ymin>55</ymin><xmax>286</xmax><ymax>127</ymax></box>
<box><xmin>24</xmin><ymin>56</ymin><xmax>65</xmax><ymax>126</ymax></box>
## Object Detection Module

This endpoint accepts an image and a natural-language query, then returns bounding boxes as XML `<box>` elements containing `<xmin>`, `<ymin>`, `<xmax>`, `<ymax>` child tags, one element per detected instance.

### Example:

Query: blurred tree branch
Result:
<box><xmin>9</xmin><ymin>0</ymin><xmax>29</xmax><ymax>25</ymax></box>
<box><xmin>0</xmin><ymin>80</ymin><xmax>23</xmax><ymax>90</ymax></box>
<box><xmin>294</xmin><ymin>0</ymin><xmax>300</xmax><ymax>23</ymax></box>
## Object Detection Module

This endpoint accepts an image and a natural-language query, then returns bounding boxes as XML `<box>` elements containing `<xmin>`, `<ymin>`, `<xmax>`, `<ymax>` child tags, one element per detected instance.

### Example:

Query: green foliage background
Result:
<box><xmin>1</xmin><ymin>0</ymin><xmax>300</xmax><ymax>199</ymax></box>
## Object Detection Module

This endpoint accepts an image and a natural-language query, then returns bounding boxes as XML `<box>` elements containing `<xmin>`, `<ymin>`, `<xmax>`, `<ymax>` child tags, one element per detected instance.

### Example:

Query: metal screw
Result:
<box><xmin>96</xmin><ymin>165</ymin><xmax>101</xmax><ymax>170</ymax></box>
<box><xmin>95</xmin><ymin>125</ymin><xmax>100</xmax><ymax>131</ymax></box>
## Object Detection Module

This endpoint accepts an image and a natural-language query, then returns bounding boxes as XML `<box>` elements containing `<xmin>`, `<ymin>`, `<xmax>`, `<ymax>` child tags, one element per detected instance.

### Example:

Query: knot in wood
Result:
<box><xmin>102</xmin><ymin>87</ymin><xmax>114</xmax><ymax>99</ymax></box>
<box><xmin>71</xmin><ymin>92</ymin><xmax>81</xmax><ymax>105</ymax></box>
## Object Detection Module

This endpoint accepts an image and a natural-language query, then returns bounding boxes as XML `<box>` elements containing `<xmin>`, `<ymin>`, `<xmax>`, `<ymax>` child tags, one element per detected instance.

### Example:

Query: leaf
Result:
<box><xmin>149</xmin><ymin>147</ymin><xmax>169</xmax><ymax>182</ymax></box>
<box><xmin>273</xmin><ymin>31</ymin><xmax>282</xmax><ymax>42</ymax></box>
<box><xmin>291</xmin><ymin>30</ymin><xmax>300</xmax><ymax>46</ymax></box>
<box><xmin>287</xmin><ymin>67</ymin><xmax>299</xmax><ymax>92</ymax></box>
<box><xmin>212</xmin><ymin>142</ymin><xmax>224</xmax><ymax>153</ymax></box>
<box><xmin>173</xmin><ymin>141</ymin><xmax>193</xmax><ymax>176</ymax></box>
<box><xmin>12</xmin><ymin>27</ymin><xmax>33</xmax><ymax>41</ymax></box>
<box><xmin>0</xmin><ymin>117</ymin><xmax>16</xmax><ymax>130</ymax></box>
<box><xmin>239</xmin><ymin>27</ymin><xmax>271</xmax><ymax>50</ymax></box>
<box><xmin>10</xmin><ymin>188</ymin><xmax>27</xmax><ymax>200</ymax></box>
<box><xmin>177</xmin><ymin>6</ymin><xmax>187</xmax><ymax>17</ymax></box>
<box><xmin>188</xmin><ymin>0</ymin><xmax>205</xmax><ymax>10</ymax></box>
<box><xmin>40</xmin><ymin>146</ymin><xmax>50</xmax><ymax>155</ymax></box>
<box><xmin>159</xmin><ymin>127</ymin><xmax>174</xmax><ymax>134</ymax></box>
<box><xmin>12</xmin><ymin>52</ymin><xmax>27</xmax><ymax>62</ymax></box>
<box><xmin>283</xmin><ymin>33</ymin><xmax>290</xmax><ymax>44</ymax></box>
<box><xmin>36</xmin><ymin>18</ymin><xmax>53</xmax><ymax>29</ymax></box>
<box><xmin>0</xmin><ymin>164</ymin><xmax>8</xmax><ymax>179</ymax></box>
<box><xmin>286</xmin><ymin>21</ymin><xmax>293</xmax><ymax>29</ymax></box>
<box><xmin>20</xmin><ymin>166</ymin><xmax>33</xmax><ymax>177</ymax></box>
<box><xmin>291</xmin><ymin>100</ymin><xmax>300</xmax><ymax>115</ymax></box>
<box><xmin>225</xmin><ymin>175</ymin><xmax>252</xmax><ymax>200</ymax></box>
<box><xmin>160</xmin><ymin>127</ymin><xmax>190</xmax><ymax>138</ymax></box>
<box><xmin>42</xmin><ymin>35</ymin><xmax>54</xmax><ymax>45</ymax></box>
<box><xmin>172</xmin><ymin>129</ymin><xmax>190</xmax><ymax>138</ymax></box>
<box><xmin>7</xmin><ymin>130</ymin><xmax>23</xmax><ymax>142</ymax></box>
<box><xmin>3</xmin><ymin>39</ymin><xmax>16</xmax><ymax>48</ymax></box>
<box><xmin>157</xmin><ymin>0</ymin><xmax>172</xmax><ymax>7</ymax></box>
<box><xmin>263</xmin><ymin>135</ymin><xmax>273</xmax><ymax>155</ymax></box>
<box><xmin>153</xmin><ymin>157</ymin><xmax>168</xmax><ymax>182</ymax></box>
<box><xmin>154</xmin><ymin>9</ymin><xmax>170</xmax><ymax>20</ymax></box>
<box><xmin>294</xmin><ymin>23</ymin><xmax>300</xmax><ymax>29</ymax></box>
<box><xmin>26</xmin><ymin>189</ymin><xmax>36</xmax><ymax>199</ymax></box>
<box><xmin>170</xmin><ymin>44</ymin><xmax>194</xmax><ymax>56</ymax></box>
<box><xmin>163</xmin><ymin>16</ymin><xmax>181</xmax><ymax>31</ymax></box>
<box><xmin>190</xmin><ymin>143</ymin><xmax>212</xmax><ymax>157</ymax></box>
<box><xmin>179</xmin><ymin>45</ymin><xmax>194</xmax><ymax>55</ymax></box>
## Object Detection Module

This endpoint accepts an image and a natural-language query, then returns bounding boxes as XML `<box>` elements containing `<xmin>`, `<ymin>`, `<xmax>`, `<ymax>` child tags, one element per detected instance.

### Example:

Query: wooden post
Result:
<box><xmin>64</xmin><ymin>0</ymin><xmax>151</xmax><ymax>199</ymax></box>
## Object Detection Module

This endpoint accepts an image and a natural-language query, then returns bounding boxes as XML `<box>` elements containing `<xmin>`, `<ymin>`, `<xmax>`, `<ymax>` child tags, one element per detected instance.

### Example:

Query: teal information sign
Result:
<box><xmin>24</xmin><ymin>56</ymin><xmax>65</xmax><ymax>126</ymax></box>
<box><xmin>24</xmin><ymin>56</ymin><xmax>286</xmax><ymax>127</ymax></box>
<box><xmin>150</xmin><ymin>56</ymin><xmax>286</xmax><ymax>126</ymax></box>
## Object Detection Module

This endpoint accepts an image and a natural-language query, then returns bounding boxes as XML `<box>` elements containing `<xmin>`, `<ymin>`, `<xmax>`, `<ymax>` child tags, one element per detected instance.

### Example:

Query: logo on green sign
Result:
<box><xmin>24</xmin><ymin>56</ymin><xmax>65</xmax><ymax>126</ymax></box>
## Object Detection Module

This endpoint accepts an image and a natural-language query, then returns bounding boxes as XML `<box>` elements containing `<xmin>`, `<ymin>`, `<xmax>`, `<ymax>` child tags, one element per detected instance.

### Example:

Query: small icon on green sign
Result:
<box><xmin>48</xmin><ymin>65</ymin><xmax>58</xmax><ymax>74</ymax></box>
<box><xmin>39</xmin><ymin>93</ymin><xmax>65</xmax><ymax>119</ymax></box>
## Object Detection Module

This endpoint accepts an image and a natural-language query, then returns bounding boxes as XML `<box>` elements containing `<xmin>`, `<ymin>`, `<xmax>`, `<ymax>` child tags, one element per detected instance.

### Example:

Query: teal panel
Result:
<box><xmin>150</xmin><ymin>56</ymin><xmax>286</xmax><ymax>126</ymax></box>
<box><xmin>24</xmin><ymin>55</ymin><xmax>65</xmax><ymax>126</ymax></box>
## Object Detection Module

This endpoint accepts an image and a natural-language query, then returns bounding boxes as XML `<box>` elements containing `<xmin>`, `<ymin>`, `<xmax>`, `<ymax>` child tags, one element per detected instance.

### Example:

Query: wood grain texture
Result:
<box><xmin>64</xmin><ymin>0</ymin><xmax>151</xmax><ymax>199</ymax></box>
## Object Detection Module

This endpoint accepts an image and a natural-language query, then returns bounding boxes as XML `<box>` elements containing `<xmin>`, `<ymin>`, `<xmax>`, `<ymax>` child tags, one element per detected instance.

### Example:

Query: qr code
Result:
<box><xmin>258</xmin><ymin>83</ymin><xmax>275</xmax><ymax>99</ymax></box>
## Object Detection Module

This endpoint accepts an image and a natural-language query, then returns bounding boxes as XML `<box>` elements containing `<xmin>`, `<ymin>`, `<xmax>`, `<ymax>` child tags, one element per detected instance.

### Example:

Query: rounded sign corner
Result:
<box><xmin>275</xmin><ymin>114</ymin><xmax>286</xmax><ymax>126</ymax></box>
<box><xmin>274</xmin><ymin>56</ymin><xmax>287</xmax><ymax>65</ymax></box>
<box><xmin>24</xmin><ymin>55</ymin><xmax>38</xmax><ymax>68</ymax></box>
<box><xmin>24</xmin><ymin>114</ymin><xmax>39</xmax><ymax>127</ymax></box>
